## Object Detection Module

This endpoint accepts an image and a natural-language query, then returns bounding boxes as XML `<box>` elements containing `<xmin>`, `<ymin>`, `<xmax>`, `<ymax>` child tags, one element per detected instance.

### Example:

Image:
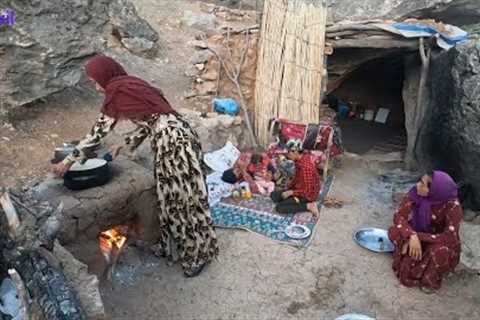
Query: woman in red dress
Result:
<box><xmin>388</xmin><ymin>171</ymin><xmax>463</xmax><ymax>292</ymax></box>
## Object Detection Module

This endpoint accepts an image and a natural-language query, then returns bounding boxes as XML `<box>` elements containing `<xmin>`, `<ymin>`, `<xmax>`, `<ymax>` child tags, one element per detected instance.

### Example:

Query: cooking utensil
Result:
<box><xmin>64</xmin><ymin>159</ymin><xmax>111</xmax><ymax>190</ymax></box>
<box><xmin>353</xmin><ymin>228</ymin><xmax>395</xmax><ymax>253</ymax></box>
<box><xmin>51</xmin><ymin>141</ymin><xmax>101</xmax><ymax>164</ymax></box>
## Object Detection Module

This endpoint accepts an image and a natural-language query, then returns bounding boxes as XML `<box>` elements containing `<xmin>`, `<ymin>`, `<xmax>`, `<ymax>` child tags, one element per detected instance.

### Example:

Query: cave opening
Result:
<box><xmin>327</xmin><ymin>51</ymin><xmax>409</xmax><ymax>156</ymax></box>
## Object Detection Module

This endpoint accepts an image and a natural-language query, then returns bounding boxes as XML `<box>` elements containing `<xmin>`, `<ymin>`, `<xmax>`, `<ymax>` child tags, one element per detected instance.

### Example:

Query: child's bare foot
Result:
<box><xmin>307</xmin><ymin>202</ymin><xmax>320</xmax><ymax>218</ymax></box>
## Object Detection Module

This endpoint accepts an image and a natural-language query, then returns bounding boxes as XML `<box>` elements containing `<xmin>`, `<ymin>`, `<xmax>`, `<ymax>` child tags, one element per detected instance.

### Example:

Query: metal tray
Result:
<box><xmin>336</xmin><ymin>314</ymin><xmax>375</xmax><ymax>320</ymax></box>
<box><xmin>353</xmin><ymin>228</ymin><xmax>395</xmax><ymax>253</ymax></box>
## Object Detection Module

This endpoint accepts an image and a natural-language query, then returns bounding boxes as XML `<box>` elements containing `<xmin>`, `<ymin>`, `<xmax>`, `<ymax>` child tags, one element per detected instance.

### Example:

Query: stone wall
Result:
<box><xmin>179</xmin><ymin>108</ymin><xmax>251</xmax><ymax>152</ymax></box>
<box><xmin>426</xmin><ymin>39</ymin><xmax>480</xmax><ymax>212</ymax></box>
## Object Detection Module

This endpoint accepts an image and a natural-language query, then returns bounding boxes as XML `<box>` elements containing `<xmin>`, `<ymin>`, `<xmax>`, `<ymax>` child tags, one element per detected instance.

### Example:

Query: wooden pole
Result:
<box><xmin>408</xmin><ymin>37</ymin><xmax>431</xmax><ymax>169</ymax></box>
<box><xmin>255</xmin><ymin>0</ymin><xmax>328</xmax><ymax>146</ymax></box>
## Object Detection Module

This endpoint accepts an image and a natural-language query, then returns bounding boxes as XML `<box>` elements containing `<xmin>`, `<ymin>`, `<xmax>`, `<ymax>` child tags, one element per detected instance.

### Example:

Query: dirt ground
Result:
<box><xmin>1</xmin><ymin>1</ymin><xmax>480</xmax><ymax>319</ymax></box>
<box><xmin>69</xmin><ymin>155</ymin><xmax>480</xmax><ymax>320</ymax></box>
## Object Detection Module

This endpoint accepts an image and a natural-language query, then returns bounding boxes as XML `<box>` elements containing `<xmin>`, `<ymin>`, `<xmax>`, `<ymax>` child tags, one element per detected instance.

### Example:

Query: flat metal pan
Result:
<box><xmin>354</xmin><ymin>227</ymin><xmax>395</xmax><ymax>253</ymax></box>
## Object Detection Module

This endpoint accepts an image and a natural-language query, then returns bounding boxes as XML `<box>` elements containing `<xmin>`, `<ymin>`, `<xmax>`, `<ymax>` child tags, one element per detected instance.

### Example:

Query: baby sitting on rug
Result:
<box><xmin>254</xmin><ymin>166</ymin><xmax>276</xmax><ymax>196</ymax></box>
<box><xmin>222</xmin><ymin>151</ymin><xmax>275</xmax><ymax>195</ymax></box>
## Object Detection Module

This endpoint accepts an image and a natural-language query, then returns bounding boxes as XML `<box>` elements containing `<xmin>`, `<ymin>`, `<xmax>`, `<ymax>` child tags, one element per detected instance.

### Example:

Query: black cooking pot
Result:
<box><xmin>64</xmin><ymin>159</ymin><xmax>112</xmax><ymax>190</ymax></box>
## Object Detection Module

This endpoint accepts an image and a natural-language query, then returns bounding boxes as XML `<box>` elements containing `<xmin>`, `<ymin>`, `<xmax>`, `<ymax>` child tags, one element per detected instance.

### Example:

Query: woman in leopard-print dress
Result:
<box><xmin>53</xmin><ymin>55</ymin><xmax>218</xmax><ymax>277</ymax></box>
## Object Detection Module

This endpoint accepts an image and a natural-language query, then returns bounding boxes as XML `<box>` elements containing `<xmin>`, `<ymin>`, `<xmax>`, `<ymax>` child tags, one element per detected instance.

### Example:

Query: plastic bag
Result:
<box><xmin>213</xmin><ymin>98</ymin><xmax>240</xmax><ymax>116</ymax></box>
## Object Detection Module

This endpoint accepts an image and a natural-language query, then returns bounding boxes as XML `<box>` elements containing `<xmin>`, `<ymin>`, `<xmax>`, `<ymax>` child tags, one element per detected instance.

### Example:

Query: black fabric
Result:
<box><xmin>271</xmin><ymin>190</ymin><xmax>308</xmax><ymax>214</ymax></box>
<box><xmin>303</xmin><ymin>123</ymin><xmax>320</xmax><ymax>150</ymax></box>
<box><xmin>222</xmin><ymin>169</ymin><xmax>239</xmax><ymax>184</ymax></box>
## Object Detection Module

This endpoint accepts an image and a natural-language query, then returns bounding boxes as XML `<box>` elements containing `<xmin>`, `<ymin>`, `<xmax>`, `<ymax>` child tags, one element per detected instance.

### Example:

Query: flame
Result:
<box><xmin>99</xmin><ymin>226</ymin><xmax>128</xmax><ymax>263</ymax></box>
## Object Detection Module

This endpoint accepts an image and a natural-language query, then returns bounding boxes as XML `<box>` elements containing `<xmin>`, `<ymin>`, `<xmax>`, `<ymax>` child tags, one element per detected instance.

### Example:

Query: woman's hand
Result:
<box><xmin>52</xmin><ymin>161</ymin><xmax>73</xmax><ymax>178</ymax></box>
<box><xmin>282</xmin><ymin>190</ymin><xmax>293</xmax><ymax>199</ymax></box>
<box><xmin>408</xmin><ymin>234</ymin><xmax>422</xmax><ymax>260</ymax></box>
<box><xmin>109</xmin><ymin>145</ymin><xmax>123</xmax><ymax>159</ymax></box>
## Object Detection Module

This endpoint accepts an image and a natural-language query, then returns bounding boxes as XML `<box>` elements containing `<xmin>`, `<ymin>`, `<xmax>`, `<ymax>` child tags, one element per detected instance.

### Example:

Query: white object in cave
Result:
<box><xmin>375</xmin><ymin>108</ymin><xmax>390</xmax><ymax>124</ymax></box>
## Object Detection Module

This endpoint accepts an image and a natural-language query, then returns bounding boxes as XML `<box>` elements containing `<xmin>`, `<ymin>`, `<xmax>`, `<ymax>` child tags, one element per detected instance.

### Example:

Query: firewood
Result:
<box><xmin>8</xmin><ymin>269</ymin><xmax>31</xmax><ymax>320</ymax></box>
<box><xmin>0</xmin><ymin>191</ymin><xmax>21</xmax><ymax>238</ymax></box>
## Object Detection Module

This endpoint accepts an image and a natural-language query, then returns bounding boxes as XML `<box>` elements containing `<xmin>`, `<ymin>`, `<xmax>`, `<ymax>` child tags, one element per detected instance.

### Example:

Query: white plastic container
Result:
<box><xmin>364</xmin><ymin>109</ymin><xmax>375</xmax><ymax>121</ymax></box>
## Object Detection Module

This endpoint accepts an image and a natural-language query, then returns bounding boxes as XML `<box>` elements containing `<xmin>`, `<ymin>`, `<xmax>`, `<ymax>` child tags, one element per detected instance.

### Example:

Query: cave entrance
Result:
<box><xmin>327</xmin><ymin>52</ymin><xmax>408</xmax><ymax>155</ymax></box>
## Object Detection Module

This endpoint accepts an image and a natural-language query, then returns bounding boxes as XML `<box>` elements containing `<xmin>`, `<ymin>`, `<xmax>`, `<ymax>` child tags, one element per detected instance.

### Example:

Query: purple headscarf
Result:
<box><xmin>408</xmin><ymin>171</ymin><xmax>458</xmax><ymax>233</ymax></box>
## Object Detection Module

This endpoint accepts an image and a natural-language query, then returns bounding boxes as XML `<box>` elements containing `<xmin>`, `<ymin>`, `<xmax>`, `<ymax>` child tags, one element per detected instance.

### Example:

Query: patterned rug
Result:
<box><xmin>211</xmin><ymin>176</ymin><xmax>334</xmax><ymax>247</ymax></box>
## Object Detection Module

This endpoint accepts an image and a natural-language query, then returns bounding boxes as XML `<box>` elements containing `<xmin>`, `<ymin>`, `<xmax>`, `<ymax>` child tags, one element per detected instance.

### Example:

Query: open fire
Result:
<box><xmin>99</xmin><ymin>226</ymin><xmax>128</xmax><ymax>279</ymax></box>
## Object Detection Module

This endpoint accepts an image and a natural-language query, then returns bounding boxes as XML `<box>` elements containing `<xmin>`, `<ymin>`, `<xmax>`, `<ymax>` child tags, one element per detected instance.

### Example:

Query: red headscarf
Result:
<box><xmin>85</xmin><ymin>54</ymin><xmax>177</xmax><ymax>119</ymax></box>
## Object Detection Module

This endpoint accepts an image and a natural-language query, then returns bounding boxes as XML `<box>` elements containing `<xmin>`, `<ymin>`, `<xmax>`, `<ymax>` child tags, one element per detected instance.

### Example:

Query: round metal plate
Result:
<box><xmin>353</xmin><ymin>228</ymin><xmax>395</xmax><ymax>253</ymax></box>
<box><xmin>285</xmin><ymin>224</ymin><xmax>311</xmax><ymax>239</ymax></box>
<box><xmin>336</xmin><ymin>313</ymin><xmax>376</xmax><ymax>320</ymax></box>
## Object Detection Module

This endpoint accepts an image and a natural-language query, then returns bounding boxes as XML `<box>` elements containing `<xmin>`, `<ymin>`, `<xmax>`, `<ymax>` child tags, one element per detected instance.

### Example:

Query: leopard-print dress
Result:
<box><xmin>67</xmin><ymin>113</ymin><xmax>219</xmax><ymax>274</ymax></box>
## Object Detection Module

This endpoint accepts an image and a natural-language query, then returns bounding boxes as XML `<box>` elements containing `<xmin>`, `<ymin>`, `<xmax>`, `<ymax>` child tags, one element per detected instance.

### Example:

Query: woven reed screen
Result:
<box><xmin>254</xmin><ymin>0</ymin><xmax>328</xmax><ymax>145</ymax></box>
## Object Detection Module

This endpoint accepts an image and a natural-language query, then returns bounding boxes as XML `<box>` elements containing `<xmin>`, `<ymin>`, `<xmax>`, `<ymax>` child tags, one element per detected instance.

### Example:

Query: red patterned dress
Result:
<box><xmin>388</xmin><ymin>196</ymin><xmax>463</xmax><ymax>289</ymax></box>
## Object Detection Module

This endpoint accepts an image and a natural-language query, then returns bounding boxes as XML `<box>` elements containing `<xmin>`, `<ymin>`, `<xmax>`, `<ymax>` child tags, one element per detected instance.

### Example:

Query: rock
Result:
<box><xmin>185</xmin><ymin>64</ymin><xmax>201</xmax><ymax>77</ymax></box>
<box><xmin>195</xmin><ymin>63</ymin><xmax>206</xmax><ymax>71</ymax></box>
<box><xmin>202</xmin><ymin>68</ymin><xmax>219</xmax><ymax>81</ymax></box>
<box><xmin>54</xmin><ymin>241</ymin><xmax>106</xmax><ymax>320</ymax></box>
<box><xmin>211</xmin><ymin>0</ymin><xmax>257</xmax><ymax>10</ymax></box>
<box><xmin>0</xmin><ymin>0</ymin><xmax>159</xmax><ymax>118</ymax></box>
<box><xmin>231</xmin><ymin>0</ymin><xmax>480</xmax><ymax>26</ymax></box>
<box><xmin>189</xmin><ymin>40</ymin><xmax>209</xmax><ymax>49</ymax></box>
<box><xmin>326</xmin><ymin>0</ymin><xmax>480</xmax><ymax>26</ymax></box>
<box><xmin>121</xmin><ymin>37</ymin><xmax>156</xmax><ymax>55</ymax></box>
<box><xmin>178</xmin><ymin>107</ymin><xmax>202</xmax><ymax>117</ymax></box>
<box><xmin>427</xmin><ymin>40</ymin><xmax>480</xmax><ymax>211</ymax></box>
<box><xmin>464</xmin><ymin>209</ymin><xmax>480</xmax><ymax>222</ymax></box>
<box><xmin>460</xmin><ymin>222</ymin><xmax>480</xmax><ymax>272</ymax></box>
<box><xmin>181</xmin><ymin>11</ymin><xmax>217</xmax><ymax>33</ymax></box>
<box><xmin>195</xmin><ymin>81</ymin><xmax>217</xmax><ymax>95</ymax></box>
<box><xmin>203</xmin><ymin>117</ymin><xmax>220</xmax><ymax>129</ymax></box>
<box><xmin>218</xmin><ymin>114</ymin><xmax>235</xmax><ymax>128</ymax></box>
<box><xmin>108</xmin><ymin>0</ymin><xmax>160</xmax><ymax>57</ymax></box>
<box><xmin>471</xmin><ymin>216</ymin><xmax>480</xmax><ymax>226</ymax></box>
<box><xmin>233</xmin><ymin>116</ymin><xmax>243</xmax><ymax>125</ymax></box>
<box><xmin>190</xmin><ymin>50</ymin><xmax>214</xmax><ymax>65</ymax></box>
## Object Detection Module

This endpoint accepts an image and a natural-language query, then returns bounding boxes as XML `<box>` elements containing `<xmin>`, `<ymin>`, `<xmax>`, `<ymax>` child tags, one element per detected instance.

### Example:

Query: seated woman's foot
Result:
<box><xmin>420</xmin><ymin>287</ymin><xmax>436</xmax><ymax>294</ymax></box>
<box><xmin>307</xmin><ymin>202</ymin><xmax>320</xmax><ymax>218</ymax></box>
<box><xmin>150</xmin><ymin>243</ymin><xmax>166</xmax><ymax>258</ymax></box>
<box><xmin>184</xmin><ymin>263</ymin><xmax>207</xmax><ymax>278</ymax></box>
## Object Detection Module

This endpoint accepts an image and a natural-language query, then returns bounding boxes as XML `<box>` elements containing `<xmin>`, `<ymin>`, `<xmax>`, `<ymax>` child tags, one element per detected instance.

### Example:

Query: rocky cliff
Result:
<box><xmin>0</xmin><ymin>0</ymin><xmax>158</xmax><ymax>118</ymax></box>
<box><xmin>427</xmin><ymin>39</ymin><xmax>480</xmax><ymax>212</ymax></box>
<box><xmin>212</xmin><ymin>0</ymin><xmax>480</xmax><ymax>26</ymax></box>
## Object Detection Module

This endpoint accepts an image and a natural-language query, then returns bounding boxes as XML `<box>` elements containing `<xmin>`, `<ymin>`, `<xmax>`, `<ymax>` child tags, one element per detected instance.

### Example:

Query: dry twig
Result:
<box><xmin>203</xmin><ymin>32</ymin><xmax>258</xmax><ymax>147</ymax></box>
